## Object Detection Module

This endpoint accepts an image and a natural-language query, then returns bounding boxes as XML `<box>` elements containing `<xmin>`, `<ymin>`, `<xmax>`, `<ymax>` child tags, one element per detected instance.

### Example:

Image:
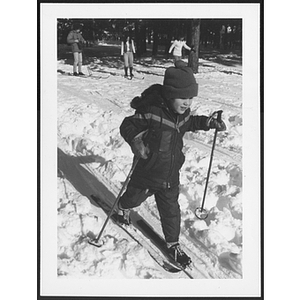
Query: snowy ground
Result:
<box><xmin>57</xmin><ymin>45</ymin><xmax>243</xmax><ymax>280</ymax></box>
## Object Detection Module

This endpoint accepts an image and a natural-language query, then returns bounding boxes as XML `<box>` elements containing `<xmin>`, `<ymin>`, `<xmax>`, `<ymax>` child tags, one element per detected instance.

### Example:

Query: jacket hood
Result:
<box><xmin>130</xmin><ymin>84</ymin><xmax>167</xmax><ymax>110</ymax></box>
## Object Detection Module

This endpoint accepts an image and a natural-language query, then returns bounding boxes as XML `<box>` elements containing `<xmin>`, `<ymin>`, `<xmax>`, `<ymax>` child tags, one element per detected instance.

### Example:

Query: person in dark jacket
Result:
<box><xmin>117</xmin><ymin>60</ymin><xmax>226</xmax><ymax>266</ymax></box>
<box><xmin>67</xmin><ymin>23</ymin><xmax>86</xmax><ymax>76</ymax></box>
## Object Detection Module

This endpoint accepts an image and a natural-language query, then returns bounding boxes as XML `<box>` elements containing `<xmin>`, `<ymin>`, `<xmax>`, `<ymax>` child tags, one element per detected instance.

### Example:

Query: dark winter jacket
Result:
<box><xmin>120</xmin><ymin>84</ymin><xmax>210</xmax><ymax>190</ymax></box>
<box><xmin>67</xmin><ymin>30</ymin><xmax>85</xmax><ymax>53</ymax></box>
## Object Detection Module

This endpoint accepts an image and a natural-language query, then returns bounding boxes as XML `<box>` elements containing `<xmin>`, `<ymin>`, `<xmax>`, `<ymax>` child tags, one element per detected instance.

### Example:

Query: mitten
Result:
<box><xmin>131</xmin><ymin>137</ymin><xmax>150</xmax><ymax>159</ymax></box>
<box><xmin>209</xmin><ymin>118</ymin><xmax>226</xmax><ymax>131</ymax></box>
<box><xmin>207</xmin><ymin>111</ymin><xmax>227</xmax><ymax>131</ymax></box>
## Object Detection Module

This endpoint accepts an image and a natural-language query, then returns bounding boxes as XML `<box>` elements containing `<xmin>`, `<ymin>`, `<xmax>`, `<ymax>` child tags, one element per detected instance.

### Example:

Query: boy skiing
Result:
<box><xmin>117</xmin><ymin>60</ymin><xmax>226</xmax><ymax>267</ymax></box>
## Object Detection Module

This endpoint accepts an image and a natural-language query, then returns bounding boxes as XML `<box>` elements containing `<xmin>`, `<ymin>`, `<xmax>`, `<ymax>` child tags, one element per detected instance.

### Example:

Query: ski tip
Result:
<box><xmin>162</xmin><ymin>262</ymin><xmax>182</xmax><ymax>273</ymax></box>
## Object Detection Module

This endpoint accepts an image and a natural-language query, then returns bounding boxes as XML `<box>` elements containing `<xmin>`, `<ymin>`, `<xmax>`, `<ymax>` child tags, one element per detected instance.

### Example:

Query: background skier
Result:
<box><xmin>169</xmin><ymin>36</ymin><xmax>193</xmax><ymax>62</ymax></box>
<box><xmin>121</xmin><ymin>35</ymin><xmax>136</xmax><ymax>78</ymax></box>
<box><xmin>67</xmin><ymin>23</ymin><xmax>86</xmax><ymax>76</ymax></box>
<box><xmin>117</xmin><ymin>60</ymin><xmax>226</xmax><ymax>267</ymax></box>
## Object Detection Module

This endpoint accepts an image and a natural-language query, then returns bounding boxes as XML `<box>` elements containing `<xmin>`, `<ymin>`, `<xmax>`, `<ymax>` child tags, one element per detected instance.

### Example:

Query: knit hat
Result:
<box><xmin>162</xmin><ymin>60</ymin><xmax>198</xmax><ymax>99</ymax></box>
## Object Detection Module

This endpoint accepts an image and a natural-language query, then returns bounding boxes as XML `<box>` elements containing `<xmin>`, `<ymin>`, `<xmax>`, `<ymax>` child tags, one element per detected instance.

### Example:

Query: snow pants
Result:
<box><xmin>173</xmin><ymin>55</ymin><xmax>182</xmax><ymax>62</ymax></box>
<box><xmin>123</xmin><ymin>52</ymin><xmax>134</xmax><ymax>67</ymax></box>
<box><xmin>73</xmin><ymin>52</ymin><xmax>83</xmax><ymax>73</ymax></box>
<box><xmin>119</xmin><ymin>183</ymin><xmax>181</xmax><ymax>243</ymax></box>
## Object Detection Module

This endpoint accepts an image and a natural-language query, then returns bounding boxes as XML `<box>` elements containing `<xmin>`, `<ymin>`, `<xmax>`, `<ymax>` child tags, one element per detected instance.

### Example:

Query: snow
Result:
<box><xmin>56</xmin><ymin>49</ymin><xmax>243</xmax><ymax>281</ymax></box>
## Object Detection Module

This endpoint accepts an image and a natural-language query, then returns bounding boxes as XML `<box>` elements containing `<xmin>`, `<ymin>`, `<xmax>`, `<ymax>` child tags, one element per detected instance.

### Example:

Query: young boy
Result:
<box><xmin>118</xmin><ymin>60</ymin><xmax>226</xmax><ymax>267</ymax></box>
<box><xmin>67</xmin><ymin>23</ymin><xmax>86</xmax><ymax>76</ymax></box>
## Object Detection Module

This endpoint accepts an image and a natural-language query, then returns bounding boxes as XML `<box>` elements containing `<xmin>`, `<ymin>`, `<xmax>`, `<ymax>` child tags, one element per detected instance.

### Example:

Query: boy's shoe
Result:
<box><xmin>167</xmin><ymin>243</ymin><xmax>192</xmax><ymax>267</ymax></box>
<box><xmin>116</xmin><ymin>204</ymin><xmax>131</xmax><ymax>226</ymax></box>
<box><xmin>73</xmin><ymin>72</ymin><xmax>79</xmax><ymax>76</ymax></box>
<box><xmin>78</xmin><ymin>72</ymin><xmax>85</xmax><ymax>76</ymax></box>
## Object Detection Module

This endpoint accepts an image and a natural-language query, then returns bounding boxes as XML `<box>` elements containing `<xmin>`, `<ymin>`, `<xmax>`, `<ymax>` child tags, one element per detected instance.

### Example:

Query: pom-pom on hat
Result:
<box><xmin>162</xmin><ymin>60</ymin><xmax>198</xmax><ymax>99</ymax></box>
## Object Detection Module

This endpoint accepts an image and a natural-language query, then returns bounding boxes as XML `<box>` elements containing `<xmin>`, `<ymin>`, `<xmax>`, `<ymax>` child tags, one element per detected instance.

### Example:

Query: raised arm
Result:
<box><xmin>182</xmin><ymin>42</ymin><xmax>191</xmax><ymax>51</ymax></box>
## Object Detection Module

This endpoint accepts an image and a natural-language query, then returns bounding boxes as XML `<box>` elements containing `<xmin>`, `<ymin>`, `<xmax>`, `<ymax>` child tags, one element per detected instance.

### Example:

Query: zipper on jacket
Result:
<box><xmin>175</xmin><ymin>117</ymin><xmax>180</xmax><ymax>133</ymax></box>
<box><xmin>167</xmin><ymin>115</ymin><xmax>179</xmax><ymax>188</ymax></box>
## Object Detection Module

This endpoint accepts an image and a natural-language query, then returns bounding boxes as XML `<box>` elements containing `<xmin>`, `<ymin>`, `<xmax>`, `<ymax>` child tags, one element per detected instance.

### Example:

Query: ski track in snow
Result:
<box><xmin>57</xmin><ymin>55</ymin><xmax>243</xmax><ymax>280</ymax></box>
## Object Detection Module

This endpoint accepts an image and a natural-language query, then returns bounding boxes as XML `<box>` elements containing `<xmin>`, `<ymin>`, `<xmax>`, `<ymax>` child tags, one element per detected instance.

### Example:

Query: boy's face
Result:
<box><xmin>170</xmin><ymin>98</ymin><xmax>193</xmax><ymax>114</ymax></box>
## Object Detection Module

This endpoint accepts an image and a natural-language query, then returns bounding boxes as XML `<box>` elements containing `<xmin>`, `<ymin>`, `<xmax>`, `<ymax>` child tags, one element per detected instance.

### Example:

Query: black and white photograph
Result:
<box><xmin>40</xmin><ymin>2</ymin><xmax>262</xmax><ymax>298</ymax></box>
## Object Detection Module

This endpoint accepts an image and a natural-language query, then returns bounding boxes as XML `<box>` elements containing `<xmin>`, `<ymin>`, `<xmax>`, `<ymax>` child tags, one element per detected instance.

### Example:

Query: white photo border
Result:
<box><xmin>40</xmin><ymin>2</ymin><xmax>262</xmax><ymax>298</ymax></box>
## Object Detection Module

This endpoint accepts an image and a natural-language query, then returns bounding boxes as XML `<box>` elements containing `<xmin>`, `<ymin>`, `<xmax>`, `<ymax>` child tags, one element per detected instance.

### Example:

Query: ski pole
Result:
<box><xmin>195</xmin><ymin>110</ymin><xmax>223</xmax><ymax>220</ymax></box>
<box><xmin>89</xmin><ymin>157</ymin><xmax>139</xmax><ymax>247</ymax></box>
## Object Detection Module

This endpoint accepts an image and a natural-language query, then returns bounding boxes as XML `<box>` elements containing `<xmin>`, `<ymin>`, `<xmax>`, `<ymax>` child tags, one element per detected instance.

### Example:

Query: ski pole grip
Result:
<box><xmin>216</xmin><ymin>110</ymin><xmax>223</xmax><ymax>122</ymax></box>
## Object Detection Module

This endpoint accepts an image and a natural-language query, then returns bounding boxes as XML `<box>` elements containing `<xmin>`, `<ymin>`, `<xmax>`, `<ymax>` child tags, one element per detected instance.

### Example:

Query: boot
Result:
<box><xmin>116</xmin><ymin>202</ymin><xmax>131</xmax><ymax>225</ymax></box>
<box><xmin>167</xmin><ymin>243</ymin><xmax>192</xmax><ymax>267</ymax></box>
<box><xmin>124</xmin><ymin>67</ymin><xmax>128</xmax><ymax>78</ymax></box>
<box><xmin>129</xmin><ymin>67</ymin><xmax>134</xmax><ymax>78</ymax></box>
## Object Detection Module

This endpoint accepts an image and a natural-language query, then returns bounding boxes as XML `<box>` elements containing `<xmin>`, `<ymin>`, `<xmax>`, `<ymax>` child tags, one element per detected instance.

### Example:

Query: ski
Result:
<box><xmin>57</xmin><ymin>70</ymin><xmax>110</xmax><ymax>80</ymax></box>
<box><xmin>90</xmin><ymin>68</ymin><xmax>144</xmax><ymax>80</ymax></box>
<box><xmin>134</xmin><ymin>218</ymin><xmax>191</xmax><ymax>271</ymax></box>
<box><xmin>65</xmin><ymin>73</ymin><xmax>110</xmax><ymax>80</ymax></box>
<box><xmin>126</xmin><ymin>75</ymin><xmax>144</xmax><ymax>81</ymax></box>
<box><xmin>89</xmin><ymin>195</ymin><xmax>192</xmax><ymax>276</ymax></box>
<box><xmin>86</xmin><ymin>67</ymin><xmax>111</xmax><ymax>79</ymax></box>
<box><xmin>92</xmin><ymin>68</ymin><xmax>124</xmax><ymax>77</ymax></box>
<box><xmin>110</xmin><ymin>212</ymin><xmax>183</xmax><ymax>274</ymax></box>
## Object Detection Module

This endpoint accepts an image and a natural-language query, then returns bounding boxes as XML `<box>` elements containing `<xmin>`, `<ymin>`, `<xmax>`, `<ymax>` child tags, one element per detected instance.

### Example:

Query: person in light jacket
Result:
<box><xmin>121</xmin><ymin>35</ymin><xmax>136</xmax><ymax>78</ymax></box>
<box><xmin>169</xmin><ymin>36</ymin><xmax>193</xmax><ymax>62</ymax></box>
<box><xmin>67</xmin><ymin>23</ymin><xmax>86</xmax><ymax>76</ymax></box>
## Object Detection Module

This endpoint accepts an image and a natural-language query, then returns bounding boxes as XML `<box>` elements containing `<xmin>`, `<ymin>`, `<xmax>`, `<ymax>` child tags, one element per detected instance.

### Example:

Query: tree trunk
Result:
<box><xmin>140</xmin><ymin>22</ymin><xmax>147</xmax><ymax>54</ymax></box>
<box><xmin>134</xmin><ymin>21</ymin><xmax>141</xmax><ymax>56</ymax></box>
<box><xmin>188</xmin><ymin>19</ymin><xmax>200</xmax><ymax>74</ymax></box>
<box><xmin>92</xmin><ymin>19</ymin><xmax>96</xmax><ymax>42</ymax></box>
<box><xmin>152</xmin><ymin>23</ymin><xmax>158</xmax><ymax>56</ymax></box>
